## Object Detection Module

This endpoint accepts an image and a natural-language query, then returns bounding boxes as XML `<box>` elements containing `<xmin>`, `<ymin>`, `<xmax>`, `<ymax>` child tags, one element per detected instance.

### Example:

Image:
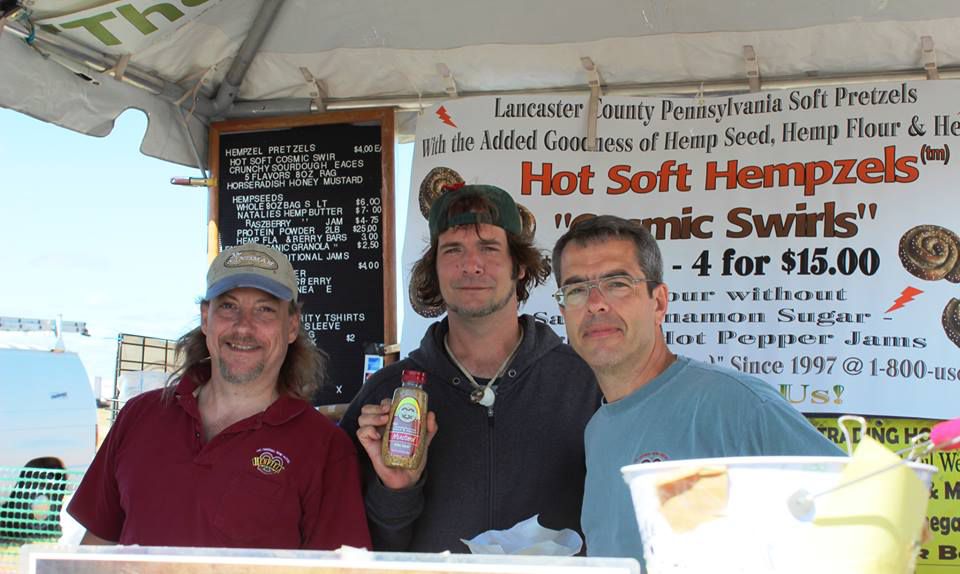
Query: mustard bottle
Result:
<box><xmin>381</xmin><ymin>370</ymin><xmax>429</xmax><ymax>469</ymax></box>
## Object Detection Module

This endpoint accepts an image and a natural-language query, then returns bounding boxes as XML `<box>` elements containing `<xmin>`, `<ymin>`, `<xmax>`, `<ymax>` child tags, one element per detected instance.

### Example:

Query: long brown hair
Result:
<box><xmin>165</xmin><ymin>301</ymin><xmax>327</xmax><ymax>402</ymax></box>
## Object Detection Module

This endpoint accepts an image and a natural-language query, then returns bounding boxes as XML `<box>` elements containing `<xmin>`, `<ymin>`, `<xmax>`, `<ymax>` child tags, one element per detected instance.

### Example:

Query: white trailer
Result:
<box><xmin>0</xmin><ymin>348</ymin><xmax>96</xmax><ymax>539</ymax></box>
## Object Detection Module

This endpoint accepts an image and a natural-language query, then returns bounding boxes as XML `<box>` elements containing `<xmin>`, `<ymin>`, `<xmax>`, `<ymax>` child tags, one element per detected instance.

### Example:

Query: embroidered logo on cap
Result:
<box><xmin>252</xmin><ymin>447</ymin><xmax>290</xmax><ymax>475</ymax></box>
<box><xmin>225</xmin><ymin>250</ymin><xmax>279</xmax><ymax>271</ymax></box>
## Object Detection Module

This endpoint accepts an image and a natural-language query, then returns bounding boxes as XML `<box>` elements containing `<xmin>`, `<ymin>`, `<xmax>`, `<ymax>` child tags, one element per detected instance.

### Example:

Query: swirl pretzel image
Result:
<box><xmin>898</xmin><ymin>224</ymin><xmax>960</xmax><ymax>283</ymax></box>
<box><xmin>409</xmin><ymin>280</ymin><xmax>445</xmax><ymax>318</ymax></box>
<box><xmin>418</xmin><ymin>167</ymin><xmax>464</xmax><ymax>219</ymax></box>
<box><xmin>944</xmin><ymin>298</ymin><xmax>960</xmax><ymax>348</ymax></box>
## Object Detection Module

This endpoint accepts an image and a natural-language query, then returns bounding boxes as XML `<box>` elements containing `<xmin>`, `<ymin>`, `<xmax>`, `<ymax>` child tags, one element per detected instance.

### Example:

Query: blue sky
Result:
<box><xmin>0</xmin><ymin>108</ymin><xmax>411</xmax><ymax>397</ymax></box>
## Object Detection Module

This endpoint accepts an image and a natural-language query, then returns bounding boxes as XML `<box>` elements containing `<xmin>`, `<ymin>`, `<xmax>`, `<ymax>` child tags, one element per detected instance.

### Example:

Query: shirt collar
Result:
<box><xmin>601</xmin><ymin>356</ymin><xmax>689</xmax><ymax>414</ymax></box>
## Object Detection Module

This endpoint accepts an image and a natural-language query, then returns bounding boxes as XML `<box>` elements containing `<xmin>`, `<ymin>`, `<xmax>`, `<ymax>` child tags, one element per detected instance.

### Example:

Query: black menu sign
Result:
<box><xmin>210</xmin><ymin>111</ymin><xmax>395</xmax><ymax>405</ymax></box>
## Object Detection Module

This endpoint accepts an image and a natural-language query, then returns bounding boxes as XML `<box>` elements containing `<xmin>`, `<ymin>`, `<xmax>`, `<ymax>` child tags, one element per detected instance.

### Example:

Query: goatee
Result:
<box><xmin>217</xmin><ymin>359</ymin><xmax>265</xmax><ymax>385</ymax></box>
<box><xmin>447</xmin><ymin>287</ymin><xmax>515</xmax><ymax>319</ymax></box>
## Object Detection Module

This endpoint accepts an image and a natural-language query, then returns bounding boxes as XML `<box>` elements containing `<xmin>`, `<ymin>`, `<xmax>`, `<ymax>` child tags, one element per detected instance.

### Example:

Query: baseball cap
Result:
<box><xmin>206</xmin><ymin>243</ymin><xmax>299</xmax><ymax>302</ymax></box>
<box><xmin>427</xmin><ymin>184</ymin><xmax>522</xmax><ymax>240</ymax></box>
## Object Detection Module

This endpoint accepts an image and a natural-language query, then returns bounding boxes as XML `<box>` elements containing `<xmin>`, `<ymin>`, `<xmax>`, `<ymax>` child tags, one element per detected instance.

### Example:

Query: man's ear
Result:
<box><xmin>653</xmin><ymin>283</ymin><xmax>669</xmax><ymax>326</ymax></box>
<box><xmin>200</xmin><ymin>301</ymin><xmax>210</xmax><ymax>335</ymax></box>
<box><xmin>287</xmin><ymin>308</ymin><xmax>300</xmax><ymax>344</ymax></box>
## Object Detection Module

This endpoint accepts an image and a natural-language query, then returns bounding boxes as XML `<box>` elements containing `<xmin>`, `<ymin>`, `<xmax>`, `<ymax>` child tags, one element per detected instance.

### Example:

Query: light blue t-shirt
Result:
<box><xmin>581</xmin><ymin>356</ymin><xmax>844</xmax><ymax>565</ymax></box>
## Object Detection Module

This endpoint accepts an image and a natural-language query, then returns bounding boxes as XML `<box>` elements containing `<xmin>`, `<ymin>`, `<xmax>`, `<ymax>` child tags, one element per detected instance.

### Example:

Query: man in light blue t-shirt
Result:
<box><xmin>550</xmin><ymin>215</ymin><xmax>843</xmax><ymax>566</ymax></box>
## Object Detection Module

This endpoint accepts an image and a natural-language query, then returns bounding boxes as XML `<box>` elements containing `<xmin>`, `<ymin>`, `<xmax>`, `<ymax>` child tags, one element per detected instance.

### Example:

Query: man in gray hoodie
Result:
<box><xmin>340</xmin><ymin>184</ymin><xmax>600</xmax><ymax>552</ymax></box>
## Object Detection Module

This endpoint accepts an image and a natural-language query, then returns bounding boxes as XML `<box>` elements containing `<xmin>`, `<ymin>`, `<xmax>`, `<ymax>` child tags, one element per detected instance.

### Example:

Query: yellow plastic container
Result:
<box><xmin>381</xmin><ymin>370</ymin><xmax>428</xmax><ymax>469</ymax></box>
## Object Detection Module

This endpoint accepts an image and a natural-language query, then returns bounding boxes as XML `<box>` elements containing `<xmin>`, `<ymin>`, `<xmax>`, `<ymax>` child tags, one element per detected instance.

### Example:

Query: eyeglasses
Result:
<box><xmin>553</xmin><ymin>274</ymin><xmax>659</xmax><ymax>307</ymax></box>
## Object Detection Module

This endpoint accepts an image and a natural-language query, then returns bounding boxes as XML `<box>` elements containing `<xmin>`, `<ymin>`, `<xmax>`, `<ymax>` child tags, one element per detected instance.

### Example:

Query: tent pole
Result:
<box><xmin>211</xmin><ymin>0</ymin><xmax>286</xmax><ymax>115</ymax></box>
<box><xmin>316</xmin><ymin>68</ymin><xmax>960</xmax><ymax>113</ymax></box>
<box><xmin>2</xmin><ymin>18</ymin><xmax>216</xmax><ymax>118</ymax></box>
<box><xmin>6</xmin><ymin>14</ymin><xmax>960</xmax><ymax>121</ymax></box>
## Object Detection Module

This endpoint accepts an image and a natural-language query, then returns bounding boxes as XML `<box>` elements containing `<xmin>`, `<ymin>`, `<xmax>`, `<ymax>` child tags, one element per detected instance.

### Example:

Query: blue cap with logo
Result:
<box><xmin>206</xmin><ymin>243</ymin><xmax>298</xmax><ymax>302</ymax></box>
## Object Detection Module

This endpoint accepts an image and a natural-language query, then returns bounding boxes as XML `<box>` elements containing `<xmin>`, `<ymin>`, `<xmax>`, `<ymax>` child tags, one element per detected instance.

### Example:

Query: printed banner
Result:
<box><xmin>404</xmin><ymin>82</ymin><xmax>960</xmax><ymax>419</ymax></box>
<box><xmin>38</xmin><ymin>0</ymin><xmax>222</xmax><ymax>53</ymax></box>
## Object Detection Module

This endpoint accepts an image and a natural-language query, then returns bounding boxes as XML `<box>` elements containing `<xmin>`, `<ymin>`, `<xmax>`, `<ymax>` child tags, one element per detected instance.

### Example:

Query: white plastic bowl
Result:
<box><xmin>622</xmin><ymin>456</ymin><xmax>935</xmax><ymax>574</ymax></box>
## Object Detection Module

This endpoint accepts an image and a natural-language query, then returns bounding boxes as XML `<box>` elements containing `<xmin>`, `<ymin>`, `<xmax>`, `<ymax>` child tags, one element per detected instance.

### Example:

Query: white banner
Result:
<box><xmin>39</xmin><ymin>0</ymin><xmax>222</xmax><ymax>54</ymax></box>
<box><xmin>403</xmin><ymin>82</ymin><xmax>960</xmax><ymax>419</ymax></box>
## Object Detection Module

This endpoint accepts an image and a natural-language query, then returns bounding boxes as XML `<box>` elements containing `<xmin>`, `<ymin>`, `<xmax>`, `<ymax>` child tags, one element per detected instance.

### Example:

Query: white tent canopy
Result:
<box><xmin>3</xmin><ymin>0</ymin><xmax>960</xmax><ymax>167</ymax></box>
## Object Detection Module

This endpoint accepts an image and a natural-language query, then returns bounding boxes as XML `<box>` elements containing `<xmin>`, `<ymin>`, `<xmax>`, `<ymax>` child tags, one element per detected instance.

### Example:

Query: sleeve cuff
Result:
<box><xmin>364</xmin><ymin>473</ymin><xmax>426</xmax><ymax>526</ymax></box>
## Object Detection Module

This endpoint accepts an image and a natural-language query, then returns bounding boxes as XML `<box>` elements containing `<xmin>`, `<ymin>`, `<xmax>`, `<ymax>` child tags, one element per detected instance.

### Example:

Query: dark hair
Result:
<box><xmin>552</xmin><ymin>215</ymin><xmax>664</xmax><ymax>294</ymax></box>
<box><xmin>165</xmin><ymin>300</ymin><xmax>327</xmax><ymax>402</ymax></box>
<box><xmin>411</xmin><ymin>193</ymin><xmax>550</xmax><ymax>308</ymax></box>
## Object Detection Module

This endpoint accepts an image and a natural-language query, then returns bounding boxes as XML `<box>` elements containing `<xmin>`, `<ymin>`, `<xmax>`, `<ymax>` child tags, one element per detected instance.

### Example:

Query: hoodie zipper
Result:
<box><xmin>487</xmin><ymin>403</ymin><xmax>495</xmax><ymax>529</ymax></box>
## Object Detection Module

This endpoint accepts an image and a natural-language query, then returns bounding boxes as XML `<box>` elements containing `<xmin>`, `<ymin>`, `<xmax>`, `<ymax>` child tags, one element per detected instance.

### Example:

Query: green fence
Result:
<box><xmin>0</xmin><ymin>466</ymin><xmax>84</xmax><ymax>573</ymax></box>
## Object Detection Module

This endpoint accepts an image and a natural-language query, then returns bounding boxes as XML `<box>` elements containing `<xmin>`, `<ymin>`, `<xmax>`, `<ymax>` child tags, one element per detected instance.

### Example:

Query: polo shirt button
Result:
<box><xmin>452</xmin><ymin>377</ymin><xmax>461</xmax><ymax>385</ymax></box>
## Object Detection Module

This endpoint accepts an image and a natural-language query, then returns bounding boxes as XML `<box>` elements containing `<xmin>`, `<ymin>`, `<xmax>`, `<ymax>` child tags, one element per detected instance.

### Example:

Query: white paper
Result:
<box><xmin>461</xmin><ymin>514</ymin><xmax>583</xmax><ymax>556</ymax></box>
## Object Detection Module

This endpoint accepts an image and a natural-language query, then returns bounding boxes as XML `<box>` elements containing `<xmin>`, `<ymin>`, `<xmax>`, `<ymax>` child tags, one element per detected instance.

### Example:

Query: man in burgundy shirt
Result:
<box><xmin>68</xmin><ymin>243</ymin><xmax>370</xmax><ymax>550</ymax></box>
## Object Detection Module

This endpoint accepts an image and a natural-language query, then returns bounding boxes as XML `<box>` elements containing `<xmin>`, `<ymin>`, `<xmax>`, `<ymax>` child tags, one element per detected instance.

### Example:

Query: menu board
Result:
<box><xmin>209</xmin><ymin>110</ymin><xmax>395</xmax><ymax>405</ymax></box>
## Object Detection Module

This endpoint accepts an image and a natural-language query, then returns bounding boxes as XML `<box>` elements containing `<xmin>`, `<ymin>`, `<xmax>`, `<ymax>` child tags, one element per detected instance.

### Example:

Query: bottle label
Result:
<box><xmin>388</xmin><ymin>397</ymin><xmax>421</xmax><ymax>457</ymax></box>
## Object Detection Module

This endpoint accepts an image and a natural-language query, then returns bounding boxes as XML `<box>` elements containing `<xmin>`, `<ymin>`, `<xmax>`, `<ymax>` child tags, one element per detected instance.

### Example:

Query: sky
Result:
<box><xmin>0</xmin><ymin>108</ymin><xmax>412</xmax><ymax>398</ymax></box>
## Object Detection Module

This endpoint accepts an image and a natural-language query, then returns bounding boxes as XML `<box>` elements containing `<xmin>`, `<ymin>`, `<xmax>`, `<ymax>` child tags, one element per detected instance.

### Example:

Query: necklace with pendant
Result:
<box><xmin>444</xmin><ymin>326</ymin><xmax>523</xmax><ymax>408</ymax></box>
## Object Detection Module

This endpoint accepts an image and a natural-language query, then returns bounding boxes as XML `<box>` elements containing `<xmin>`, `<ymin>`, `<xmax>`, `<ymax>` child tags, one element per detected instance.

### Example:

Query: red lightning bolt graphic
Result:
<box><xmin>885</xmin><ymin>286</ymin><xmax>924</xmax><ymax>313</ymax></box>
<box><xmin>435</xmin><ymin>105</ymin><xmax>457</xmax><ymax>128</ymax></box>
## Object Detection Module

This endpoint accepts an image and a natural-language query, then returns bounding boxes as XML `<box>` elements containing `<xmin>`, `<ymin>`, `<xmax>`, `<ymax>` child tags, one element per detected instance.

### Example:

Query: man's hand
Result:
<box><xmin>356</xmin><ymin>398</ymin><xmax>438</xmax><ymax>490</ymax></box>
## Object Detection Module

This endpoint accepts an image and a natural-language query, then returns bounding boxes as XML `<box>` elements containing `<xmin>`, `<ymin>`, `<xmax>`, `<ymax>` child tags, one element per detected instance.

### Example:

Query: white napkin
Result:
<box><xmin>460</xmin><ymin>514</ymin><xmax>583</xmax><ymax>556</ymax></box>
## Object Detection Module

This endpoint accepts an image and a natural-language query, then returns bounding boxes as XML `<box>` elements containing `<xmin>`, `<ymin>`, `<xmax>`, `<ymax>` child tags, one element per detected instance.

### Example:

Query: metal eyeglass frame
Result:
<box><xmin>552</xmin><ymin>274</ymin><xmax>660</xmax><ymax>307</ymax></box>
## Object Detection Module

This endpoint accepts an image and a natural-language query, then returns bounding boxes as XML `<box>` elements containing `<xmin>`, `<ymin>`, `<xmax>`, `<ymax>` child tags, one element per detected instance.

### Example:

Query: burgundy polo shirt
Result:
<box><xmin>68</xmin><ymin>372</ymin><xmax>370</xmax><ymax>549</ymax></box>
